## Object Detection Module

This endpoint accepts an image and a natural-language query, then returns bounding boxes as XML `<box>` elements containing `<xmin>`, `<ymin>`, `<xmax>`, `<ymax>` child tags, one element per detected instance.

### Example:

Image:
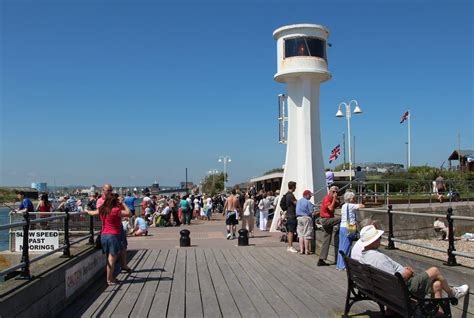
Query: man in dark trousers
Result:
<box><xmin>317</xmin><ymin>185</ymin><xmax>340</xmax><ymax>266</ymax></box>
<box><xmin>285</xmin><ymin>181</ymin><xmax>298</xmax><ymax>253</ymax></box>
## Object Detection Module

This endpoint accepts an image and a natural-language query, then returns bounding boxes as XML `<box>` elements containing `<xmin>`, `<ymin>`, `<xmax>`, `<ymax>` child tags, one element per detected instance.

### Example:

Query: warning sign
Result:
<box><xmin>15</xmin><ymin>231</ymin><xmax>60</xmax><ymax>252</ymax></box>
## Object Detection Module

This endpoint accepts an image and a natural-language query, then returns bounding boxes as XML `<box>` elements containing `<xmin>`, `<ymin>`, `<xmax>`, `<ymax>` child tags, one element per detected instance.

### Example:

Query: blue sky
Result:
<box><xmin>1</xmin><ymin>0</ymin><xmax>473</xmax><ymax>187</ymax></box>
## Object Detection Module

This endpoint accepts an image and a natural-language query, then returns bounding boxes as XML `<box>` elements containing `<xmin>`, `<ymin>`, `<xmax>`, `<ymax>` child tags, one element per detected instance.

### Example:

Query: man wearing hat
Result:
<box><xmin>359</xmin><ymin>225</ymin><xmax>469</xmax><ymax>300</ymax></box>
<box><xmin>295</xmin><ymin>190</ymin><xmax>315</xmax><ymax>255</ymax></box>
<box><xmin>317</xmin><ymin>185</ymin><xmax>340</xmax><ymax>266</ymax></box>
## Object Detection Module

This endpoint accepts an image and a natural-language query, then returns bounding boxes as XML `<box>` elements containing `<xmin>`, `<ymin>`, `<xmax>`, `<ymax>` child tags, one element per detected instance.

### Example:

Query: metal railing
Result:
<box><xmin>346</xmin><ymin>179</ymin><xmax>474</xmax><ymax>207</ymax></box>
<box><xmin>0</xmin><ymin>210</ymin><xmax>98</xmax><ymax>281</ymax></box>
<box><xmin>364</xmin><ymin>205</ymin><xmax>474</xmax><ymax>266</ymax></box>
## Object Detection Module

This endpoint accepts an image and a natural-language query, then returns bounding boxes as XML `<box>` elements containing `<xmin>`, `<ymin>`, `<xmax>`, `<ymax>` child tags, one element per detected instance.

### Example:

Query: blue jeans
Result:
<box><xmin>255</xmin><ymin>210</ymin><xmax>260</xmax><ymax>227</ymax></box>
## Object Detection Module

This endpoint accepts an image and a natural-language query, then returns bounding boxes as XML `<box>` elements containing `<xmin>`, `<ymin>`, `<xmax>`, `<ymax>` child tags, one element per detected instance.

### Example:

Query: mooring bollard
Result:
<box><xmin>180</xmin><ymin>229</ymin><xmax>191</xmax><ymax>247</ymax></box>
<box><xmin>238</xmin><ymin>229</ymin><xmax>249</xmax><ymax>246</ymax></box>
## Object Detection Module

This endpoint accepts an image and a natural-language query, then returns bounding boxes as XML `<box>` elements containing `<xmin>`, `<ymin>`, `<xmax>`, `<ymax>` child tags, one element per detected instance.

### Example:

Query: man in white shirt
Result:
<box><xmin>358</xmin><ymin>225</ymin><xmax>468</xmax><ymax>299</ymax></box>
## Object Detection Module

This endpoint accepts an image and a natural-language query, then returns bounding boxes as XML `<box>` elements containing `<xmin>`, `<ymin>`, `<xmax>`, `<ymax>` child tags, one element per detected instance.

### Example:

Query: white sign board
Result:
<box><xmin>65</xmin><ymin>250</ymin><xmax>105</xmax><ymax>298</ymax></box>
<box><xmin>15</xmin><ymin>230</ymin><xmax>59</xmax><ymax>252</ymax></box>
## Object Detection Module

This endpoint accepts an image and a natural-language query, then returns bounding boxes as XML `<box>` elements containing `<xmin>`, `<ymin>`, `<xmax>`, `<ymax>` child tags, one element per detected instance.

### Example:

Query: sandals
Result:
<box><xmin>305</xmin><ymin>251</ymin><xmax>313</xmax><ymax>255</ymax></box>
<box><xmin>107</xmin><ymin>280</ymin><xmax>119</xmax><ymax>286</ymax></box>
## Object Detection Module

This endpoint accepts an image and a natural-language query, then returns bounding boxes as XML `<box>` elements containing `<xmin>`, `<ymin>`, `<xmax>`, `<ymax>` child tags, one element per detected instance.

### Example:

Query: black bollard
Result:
<box><xmin>238</xmin><ymin>229</ymin><xmax>249</xmax><ymax>246</ymax></box>
<box><xmin>180</xmin><ymin>229</ymin><xmax>191</xmax><ymax>247</ymax></box>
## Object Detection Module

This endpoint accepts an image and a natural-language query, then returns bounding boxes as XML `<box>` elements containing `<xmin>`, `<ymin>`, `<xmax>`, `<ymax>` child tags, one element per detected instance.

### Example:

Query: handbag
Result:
<box><xmin>95</xmin><ymin>233</ymin><xmax>102</xmax><ymax>249</ymax></box>
<box><xmin>345</xmin><ymin>205</ymin><xmax>358</xmax><ymax>239</ymax></box>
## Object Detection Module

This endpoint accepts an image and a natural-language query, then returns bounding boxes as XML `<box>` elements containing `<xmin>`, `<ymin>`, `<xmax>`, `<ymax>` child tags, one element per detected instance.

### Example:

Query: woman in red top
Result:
<box><xmin>87</xmin><ymin>193</ymin><xmax>130</xmax><ymax>285</ymax></box>
<box><xmin>36</xmin><ymin>194</ymin><xmax>53</xmax><ymax>228</ymax></box>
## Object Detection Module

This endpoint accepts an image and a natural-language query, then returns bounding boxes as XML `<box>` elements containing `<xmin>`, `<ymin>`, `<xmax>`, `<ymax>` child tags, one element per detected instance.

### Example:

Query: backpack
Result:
<box><xmin>279</xmin><ymin>193</ymin><xmax>288</xmax><ymax>211</ymax></box>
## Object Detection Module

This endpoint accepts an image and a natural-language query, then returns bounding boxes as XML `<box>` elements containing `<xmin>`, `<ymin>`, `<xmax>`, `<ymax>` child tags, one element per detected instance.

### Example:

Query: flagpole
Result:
<box><xmin>408</xmin><ymin>108</ymin><xmax>411</xmax><ymax>168</ymax></box>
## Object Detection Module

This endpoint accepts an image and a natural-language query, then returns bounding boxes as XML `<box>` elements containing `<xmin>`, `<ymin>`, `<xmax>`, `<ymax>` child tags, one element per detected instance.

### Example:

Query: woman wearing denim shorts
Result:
<box><xmin>88</xmin><ymin>193</ymin><xmax>130</xmax><ymax>285</ymax></box>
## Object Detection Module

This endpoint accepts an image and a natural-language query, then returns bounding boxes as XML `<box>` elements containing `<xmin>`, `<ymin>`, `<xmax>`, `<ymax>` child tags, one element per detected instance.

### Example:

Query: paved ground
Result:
<box><xmin>127</xmin><ymin>215</ymin><xmax>284</xmax><ymax>250</ymax></box>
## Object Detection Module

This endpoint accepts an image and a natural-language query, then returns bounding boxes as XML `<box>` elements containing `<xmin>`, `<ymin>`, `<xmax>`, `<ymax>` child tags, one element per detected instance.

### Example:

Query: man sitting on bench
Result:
<box><xmin>358</xmin><ymin>225</ymin><xmax>469</xmax><ymax>300</ymax></box>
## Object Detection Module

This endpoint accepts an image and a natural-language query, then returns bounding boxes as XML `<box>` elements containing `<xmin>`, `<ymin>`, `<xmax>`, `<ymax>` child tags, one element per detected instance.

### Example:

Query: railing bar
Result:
<box><xmin>0</xmin><ymin>222</ymin><xmax>27</xmax><ymax>231</ymax></box>
<box><xmin>451</xmin><ymin>215</ymin><xmax>474</xmax><ymax>221</ymax></box>
<box><xmin>452</xmin><ymin>251</ymin><xmax>474</xmax><ymax>259</ymax></box>
<box><xmin>29</xmin><ymin>246</ymin><xmax>66</xmax><ymax>263</ymax></box>
<box><xmin>381</xmin><ymin>235</ymin><xmax>448</xmax><ymax>253</ymax></box>
<box><xmin>0</xmin><ymin>262</ymin><xmax>26</xmax><ymax>277</ymax></box>
<box><xmin>30</xmin><ymin>215</ymin><xmax>66</xmax><ymax>224</ymax></box>
<box><xmin>70</xmin><ymin>235</ymin><xmax>92</xmax><ymax>246</ymax></box>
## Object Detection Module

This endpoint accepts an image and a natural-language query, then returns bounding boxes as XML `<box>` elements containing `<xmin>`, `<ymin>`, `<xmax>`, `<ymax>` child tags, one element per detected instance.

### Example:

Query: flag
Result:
<box><xmin>400</xmin><ymin>111</ymin><xmax>409</xmax><ymax>124</ymax></box>
<box><xmin>329</xmin><ymin>144</ymin><xmax>341</xmax><ymax>163</ymax></box>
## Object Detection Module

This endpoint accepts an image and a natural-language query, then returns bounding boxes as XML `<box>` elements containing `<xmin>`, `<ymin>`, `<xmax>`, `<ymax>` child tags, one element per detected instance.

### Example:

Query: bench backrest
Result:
<box><xmin>342</xmin><ymin>253</ymin><xmax>413</xmax><ymax>317</ymax></box>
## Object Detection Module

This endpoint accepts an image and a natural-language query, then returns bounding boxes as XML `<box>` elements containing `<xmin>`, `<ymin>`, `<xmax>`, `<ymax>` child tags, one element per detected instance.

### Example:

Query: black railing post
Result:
<box><xmin>88</xmin><ymin>214</ymin><xmax>94</xmax><ymax>245</ymax></box>
<box><xmin>63</xmin><ymin>211</ymin><xmax>71</xmax><ymax>257</ymax></box>
<box><xmin>386</xmin><ymin>204</ymin><xmax>396</xmax><ymax>250</ymax></box>
<box><xmin>445</xmin><ymin>208</ymin><xmax>457</xmax><ymax>266</ymax></box>
<box><xmin>20</xmin><ymin>211</ymin><xmax>31</xmax><ymax>279</ymax></box>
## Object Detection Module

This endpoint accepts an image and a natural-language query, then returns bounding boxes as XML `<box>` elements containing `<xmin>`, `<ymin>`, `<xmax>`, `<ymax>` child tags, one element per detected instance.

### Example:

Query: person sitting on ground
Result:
<box><xmin>158</xmin><ymin>204</ymin><xmax>172</xmax><ymax>226</ymax></box>
<box><xmin>132</xmin><ymin>215</ymin><xmax>149</xmax><ymax>236</ymax></box>
<box><xmin>358</xmin><ymin>225</ymin><xmax>469</xmax><ymax>300</ymax></box>
<box><xmin>433</xmin><ymin>217</ymin><xmax>449</xmax><ymax>240</ymax></box>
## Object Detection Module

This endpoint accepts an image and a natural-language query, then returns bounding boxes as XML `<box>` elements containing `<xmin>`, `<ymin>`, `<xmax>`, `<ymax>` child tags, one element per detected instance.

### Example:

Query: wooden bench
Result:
<box><xmin>340</xmin><ymin>251</ymin><xmax>458</xmax><ymax>317</ymax></box>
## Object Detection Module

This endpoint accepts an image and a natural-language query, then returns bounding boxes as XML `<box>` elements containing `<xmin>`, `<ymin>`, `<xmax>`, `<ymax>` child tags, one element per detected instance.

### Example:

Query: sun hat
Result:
<box><xmin>360</xmin><ymin>225</ymin><xmax>384</xmax><ymax>247</ymax></box>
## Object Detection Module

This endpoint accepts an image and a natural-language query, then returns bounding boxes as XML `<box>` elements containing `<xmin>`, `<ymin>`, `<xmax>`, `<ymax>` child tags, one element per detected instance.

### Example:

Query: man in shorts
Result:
<box><xmin>359</xmin><ymin>225</ymin><xmax>469</xmax><ymax>299</ymax></box>
<box><xmin>295</xmin><ymin>190</ymin><xmax>314</xmax><ymax>255</ymax></box>
<box><xmin>223</xmin><ymin>189</ymin><xmax>241</xmax><ymax>240</ymax></box>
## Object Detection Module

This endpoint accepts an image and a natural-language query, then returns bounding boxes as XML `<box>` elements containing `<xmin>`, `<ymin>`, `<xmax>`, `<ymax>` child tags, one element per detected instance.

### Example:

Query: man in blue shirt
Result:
<box><xmin>123</xmin><ymin>192</ymin><xmax>137</xmax><ymax>216</ymax></box>
<box><xmin>15</xmin><ymin>191</ymin><xmax>35</xmax><ymax>213</ymax></box>
<box><xmin>295</xmin><ymin>190</ymin><xmax>314</xmax><ymax>255</ymax></box>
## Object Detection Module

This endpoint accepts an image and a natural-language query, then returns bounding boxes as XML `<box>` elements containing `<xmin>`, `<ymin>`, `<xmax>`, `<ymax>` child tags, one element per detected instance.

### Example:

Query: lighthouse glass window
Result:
<box><xmin>284</xmin><ymin>37</ymin><xmax>326</xmax><ymax>60</ymax></box>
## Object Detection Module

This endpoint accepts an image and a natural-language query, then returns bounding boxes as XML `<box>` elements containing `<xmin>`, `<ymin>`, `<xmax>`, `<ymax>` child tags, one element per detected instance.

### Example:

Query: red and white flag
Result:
<box><xmin>400</xmin><ymin>111</ymin><xmax>410</xmax><ymax>124</ymax></box>
<box><xmin>329</xmin><ymin>144</ymin><xmax>341</xmax><ymax>163</ymax></box>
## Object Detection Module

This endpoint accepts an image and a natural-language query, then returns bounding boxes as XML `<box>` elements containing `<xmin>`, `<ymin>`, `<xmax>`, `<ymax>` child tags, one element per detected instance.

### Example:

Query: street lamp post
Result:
<box><xmin>208</xmin><ymin>169</ymin><xmax>218</xmax><ymax>192</ymax></box>
<box><xmin>336</xmin><ymin>100</ymin><xmax>362</xmax><ymax>186</ymax></box>
<box><xmin>218</xmin><ymin>156</ymin><xmax>231</xmax><ymax>192</ymax></box>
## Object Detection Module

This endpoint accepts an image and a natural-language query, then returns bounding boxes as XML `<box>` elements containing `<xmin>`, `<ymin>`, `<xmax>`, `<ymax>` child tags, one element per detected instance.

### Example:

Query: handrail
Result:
<box><xmin>0</xmin><ymin>210</ymin><xmax>97</xmax><ymax>281</ymax></box>
<box><xmin>361</xmin><ymin>206</ymin><xmax>473</xmax><ymax>266</ymax></box>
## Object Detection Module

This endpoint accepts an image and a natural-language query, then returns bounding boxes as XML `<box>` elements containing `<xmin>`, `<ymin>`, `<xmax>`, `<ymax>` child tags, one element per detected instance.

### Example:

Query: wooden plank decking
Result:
<box><xmin>60</xmin><ymin>247</ymin><xmax>380</xmax><ymax>318</ymax></box>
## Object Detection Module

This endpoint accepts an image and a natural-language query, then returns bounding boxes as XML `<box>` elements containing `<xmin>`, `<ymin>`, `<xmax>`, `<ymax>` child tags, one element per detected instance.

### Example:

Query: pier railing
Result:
<box><xmin>363</xmin><ymin>206</ymin><xmax>474</xmax><ymax>266</ymax></box>
<box><xmin>331</xmin><ymin>179</ymin><xmax>474</xmax><ymax>207</ymax></box>
<box><xmin>0</xmin><ymin>211</ymin><xmax>98</xmax><ymax>281</ymax></box>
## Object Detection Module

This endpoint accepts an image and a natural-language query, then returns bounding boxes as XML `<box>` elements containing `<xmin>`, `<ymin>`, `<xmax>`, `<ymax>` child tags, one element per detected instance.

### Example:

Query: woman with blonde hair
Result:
<box><xmin>336</xmin><ymin>190</ymin><xmax>364</xmax><ymax>270</ymax></box>
<box><xmin>241</xmin><ymin>193</ymin><xmax>255</xmax><ymax>237</ymax></box>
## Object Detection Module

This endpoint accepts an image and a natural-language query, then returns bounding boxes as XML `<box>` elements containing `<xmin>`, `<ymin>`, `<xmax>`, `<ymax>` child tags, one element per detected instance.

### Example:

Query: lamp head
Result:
<box><xmin>228</xmin><ymin>158</ymin><xmax>231</xmax><ymax>163</ymax></box>
<box><xmin>218</xmin><ymin>158</ymin><xmax>222</xmax><ymax>162</ymax></box>
<box><xmin>335</xmin><ymin>109</ymin><xmax>344</xmax><ymax>117</ymax></box>
<box><xmin>353</xmin><ymin>105</ymin><xmax>363</xmax><ymax>114</ymax></box>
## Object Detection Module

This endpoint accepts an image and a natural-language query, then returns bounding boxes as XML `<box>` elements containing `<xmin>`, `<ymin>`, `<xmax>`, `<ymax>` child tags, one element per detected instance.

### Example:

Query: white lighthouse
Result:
<box><xmin>271</xmin><ymin>24</ymin><xmax>331</xmax><ymax>231</ymax></box>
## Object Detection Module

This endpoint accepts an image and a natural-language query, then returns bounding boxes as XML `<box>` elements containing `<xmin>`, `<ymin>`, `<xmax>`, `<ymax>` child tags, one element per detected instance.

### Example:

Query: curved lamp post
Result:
<box><xmin>336</xmin><ymin>100</ymin><xmax>362</xmax><ymax>185</ymax></box>
<box><xmin>218</xmin><ymin>156</ymin><xmax>231</xmax><ymax>191</ymax></box>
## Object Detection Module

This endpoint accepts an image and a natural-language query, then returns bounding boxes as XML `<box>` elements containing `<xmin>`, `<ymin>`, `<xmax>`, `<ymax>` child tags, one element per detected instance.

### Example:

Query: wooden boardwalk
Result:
<box><xmin>61</xmin><ymin>246</ymin><xmax>380</xmax><ymax>318</ymax></box>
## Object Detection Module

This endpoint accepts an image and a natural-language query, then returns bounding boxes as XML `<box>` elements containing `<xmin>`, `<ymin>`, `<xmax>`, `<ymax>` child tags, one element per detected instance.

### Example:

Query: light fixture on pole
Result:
<box><xmin>336</xmin><ymin>100</ymin><xmax>362</xmax><ymax>185</ymax></box>
<box><xmin>218</xmin><ymin>156</ymin><xmax>231</xmax><ymax>191</ymax></box>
